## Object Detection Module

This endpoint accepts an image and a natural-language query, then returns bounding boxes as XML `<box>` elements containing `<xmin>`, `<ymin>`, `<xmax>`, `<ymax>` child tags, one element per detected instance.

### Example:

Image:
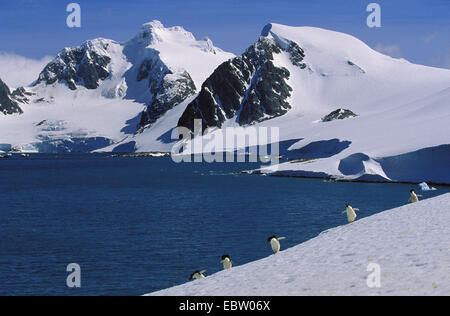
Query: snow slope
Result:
<box><xmin>255</xmin><ymin>25</ymin><xmax>450</xmax><ymax>184</ymax></box>
<box><xmin>147</xmin><ymin>193</ymin><xmax>450</xmax><ymax>296</ymax></box>
<box><xmin>127</xmin><ymin>20</ymin><xmax>234</xmax><ymax>91</ymax></box>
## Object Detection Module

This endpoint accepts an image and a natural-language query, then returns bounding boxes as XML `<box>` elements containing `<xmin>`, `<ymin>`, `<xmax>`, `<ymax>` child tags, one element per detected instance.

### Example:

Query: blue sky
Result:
<box><xmin>0</xmin><ymin>0</ymin><xmax>449</xmax><ymax>68</ymax></box>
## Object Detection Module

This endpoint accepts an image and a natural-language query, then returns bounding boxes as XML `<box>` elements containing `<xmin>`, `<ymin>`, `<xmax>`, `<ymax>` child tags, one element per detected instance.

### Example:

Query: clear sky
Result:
<box><xmin>0</xmin><ymin>0</ymin><xmax>449</xmax><ymax>68</ymax></box>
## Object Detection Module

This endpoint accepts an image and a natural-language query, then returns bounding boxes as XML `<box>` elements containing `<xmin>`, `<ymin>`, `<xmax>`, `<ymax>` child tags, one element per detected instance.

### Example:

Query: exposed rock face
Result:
<box><xmin>178</xmin><ymin>36</ymin><xmax>304</xmax><ymax>133</ymax></box>
<box><xmin>28</xmin><ymin>21</ymin><xmax>232</xmax><ymax>134</ymax></box>
<box><xmin>322</xmin><ymin>109</ymin><xmax>358</xmax><ymax>122</ymax></box>
<box><xmin>286</xmin><ymin>41</ymin><xmax>307</xmax><ymax>69</ymax></box>
<box><xmin>11</xmin><ymin>87</ymin><xmax>35</xmax><ymax>104</ymax></box>
<box><xmin>347</xmin><ymin>61</ymin><xmax>366</xmax><ymax>74</ymax></box>
<box><xmin>0</xmin><ymin>79</ymin><xmax>23</xmax><ymax>115</ymax></box>
<box><xmin>35</xmin><ymin>39</ymin><xmax>112</xmax><ymax>90</ymax></box>
<box><xmin>137</xmin><ymin>57</ymin><xmax>196</xmax><ymax>128</ymax></box>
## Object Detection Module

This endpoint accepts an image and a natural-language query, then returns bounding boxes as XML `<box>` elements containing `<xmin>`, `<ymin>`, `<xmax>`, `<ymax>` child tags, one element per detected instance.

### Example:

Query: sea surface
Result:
<box><xmin>0</xmin><ymin>154</ymin><xmax>447</xmax><ymax>295</ymax></box>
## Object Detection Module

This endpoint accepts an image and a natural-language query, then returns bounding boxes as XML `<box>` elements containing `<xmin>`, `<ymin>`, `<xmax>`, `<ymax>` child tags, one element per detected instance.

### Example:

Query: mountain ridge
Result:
<box><xmin>0</xmin><ymin>78</ymin><xmax>24</xmax><ymax>115</ymax></box>
<box><xmin>0</xmin><ymin>20</ymin><xmax>234</xmax><ymax>152</ymax></box>
<box><xmin>130</xmin><ymin>22</ymin><xmax>450</xmax><ymax>183</ymax></box>
<box><xmin>1</xmin><ymin>21</ymin><xmax>449</xmax><ymax>184</ymax></box>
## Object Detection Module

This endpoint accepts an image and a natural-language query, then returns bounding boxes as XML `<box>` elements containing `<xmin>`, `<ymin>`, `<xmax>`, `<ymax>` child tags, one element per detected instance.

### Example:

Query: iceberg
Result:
<box><xmin>419</xmin><ymin>182</ymin><xmax>437</xmax><ymax>191</ymax></box>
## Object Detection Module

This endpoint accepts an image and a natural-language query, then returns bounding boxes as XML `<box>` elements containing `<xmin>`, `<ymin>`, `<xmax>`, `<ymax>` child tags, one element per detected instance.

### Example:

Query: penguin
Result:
<box><xmin>342</xmin><ymin>203</ymin><xmax>360</xmax><ymax>223</ymax></box>
<box><xmin>189</xmin><ymin>270</ymin><xmax>206</xmax><ymax>281</ymax></box>
<box><xmin>408</xmin><ymin>189</ymin><xmax>422</xmax><ymax>203</ymax></box>
<box><xmin>220</xmin><ymin>255</ymin><xmax>233</xmax><ymax>270</ymax></box>
<box><xmin>267</xmin><ymin>236</ymin><xmax>286</xmax><ymax>254</ymax></box>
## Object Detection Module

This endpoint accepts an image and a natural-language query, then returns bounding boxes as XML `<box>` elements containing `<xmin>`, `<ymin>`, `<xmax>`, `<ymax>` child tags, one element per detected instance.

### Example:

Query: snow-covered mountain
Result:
<box><xmin>0</xmin><ymin>21</ymin><xmax>234</xmax><ymax>152</ymax></box>
<box><xmin>1</xmin><ymin>21</ymin><xmax>449</xmax><ymax>183</ymax></box>
<box><xmin>178</xmin><ymin>36</ymin><xmax>297</xmax><ymax>131</ymax></box>
<box><xmin>129</xmin><ymin>23</ymin><xmax>449</xmax><ymax>183</ymax></box>
<box><xmin>246</xmin><ymin>24</ymin><xmax>450</xmax><ymax>184</ymax></box>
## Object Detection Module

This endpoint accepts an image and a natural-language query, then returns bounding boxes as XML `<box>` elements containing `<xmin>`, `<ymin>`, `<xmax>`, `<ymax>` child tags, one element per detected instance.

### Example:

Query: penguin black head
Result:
<box><xmin>221</xmin><ymin>254</ymin><xmax>231</xmax><ymax>261</ymax></box>
<box><xmin>410</xmin><ymin>189</ymin><xmax>415</xmax><ymax>193</ymax></box>
<box><xmin>189</xmin><ymin>270</ymin><xmax>205</xmax><ymax>280</ymax></box>
<box><xmin>267</xmin><ymin>236</ymin><xmax>277</xmax><ymax>242</ymax></box>
<box><xmin>346</xmin><ymin>203</ymin><xmax>350</xmax><ymax>207</ymax></box>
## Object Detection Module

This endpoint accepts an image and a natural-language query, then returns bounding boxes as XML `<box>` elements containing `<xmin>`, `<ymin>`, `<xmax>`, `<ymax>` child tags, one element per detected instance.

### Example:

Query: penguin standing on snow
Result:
<box><xmin>342</xmin><ymin>203</ymin><xmax>360</xmax><ymax>223</ymax></box>
<box><xmin>189</xmin><ymin>270</ymin><xmax>206</xmax><ymax>281</ymax></box>
<box><xmin>267</xmin><ymin>236</ymin><xmax>286</xmax><ymax>254</ymax></box>
<box><xmin>220</xmin><ymin>255</ymin><xmax>233</xmax><ymax>270</ymax></box>
<box><xmin>408</xmin><ymin>189</ymin><xmax>422</xmax><ymax>203</ymax></box>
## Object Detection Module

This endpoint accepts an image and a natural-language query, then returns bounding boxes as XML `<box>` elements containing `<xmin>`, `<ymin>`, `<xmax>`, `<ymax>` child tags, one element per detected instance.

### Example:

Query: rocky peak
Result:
<box><xmin>139</xmin><ymin>70</ymin><xmax>196</xmax><ymax>129</ymax></box>
<box><xmin>130</xmin><ymin>20</ymin><xmax>196</xmax><ymax>46</ymax></box>
<box><xmin>34</xmin><ymin>38</ymin><xmax>114</xmax><ymax>90</ymax></box>
<box><xmin>0</xmin><ymin>79</ymin><xmax>23</xmax><ymax>115</ymax></box>
<box><xmin>136</xmin><ymin>50</ymin><xmax>197</xmax><ymax>129</ymax></box>
<box><xmin>177</xmin><ymin>35</ymin><xmax>307</xmax><ymax>133</ymax></box>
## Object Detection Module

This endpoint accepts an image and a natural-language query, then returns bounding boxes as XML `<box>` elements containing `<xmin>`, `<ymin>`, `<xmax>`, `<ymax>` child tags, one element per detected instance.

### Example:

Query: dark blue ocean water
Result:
<box><xmin>0</xmin><ymin>154</ymin><xmax>447</xmax><ymax>296</ymax></box>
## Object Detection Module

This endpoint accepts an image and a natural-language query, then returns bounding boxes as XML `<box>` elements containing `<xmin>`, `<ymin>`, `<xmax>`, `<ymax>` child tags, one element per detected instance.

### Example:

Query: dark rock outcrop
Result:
<box><xmin>347</xmin><ymin>61</ymin><xmax>366</xmax><ymax>74</ymax></box>
<box><xmin>11</xmin><ymin>87</ymin><xmax>35</xmax><ymax>104</ymax></box>
<box><xmin>0</xmin><ymin>79</ymin><xmax>23</xmax><ymax>115</ymax></box>
<box><xmin>286</xmin><ymin>41</ymin><xmax>307</xmax><ymax>69</ymax></box>
<box><xmin>322</xmin><ymin>109</ymin><xmax>358</xmax><ymax>122</ymax></box>
<box><xmin>35</xmin><ymin>40</ymin><xmax>112</xmax><ymax>90</ymax></box>
<box><xmin>138</xmin><ymin>61</ymin><xmax>196</xmax><ymax>128</ymax></box>
<box><xmin>178</xmin><ymin>36</ymin><xmax>303</xmax><ymax>133</ymax></box>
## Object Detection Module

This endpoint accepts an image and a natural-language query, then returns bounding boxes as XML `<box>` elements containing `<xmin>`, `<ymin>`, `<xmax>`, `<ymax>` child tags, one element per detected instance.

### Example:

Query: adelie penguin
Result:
<box><xmin>189</xmin><ymin>270</ymin><xmax>206</xmax><ymax>281</ymax></box>
<box><xmin>267</xmin><ymin>236</ymin><xmax>286</xmax><ymax>254</ymax></box>
<box><xmin>220</xmin><ymin>255</ymin><xmax>233</xmax><ymax>270</ymax></box>
<box><xmin>408</xmin><ymin>189</ymin><xmax>422</xmax><ymax>203</ymax></box>
<box><xmin>342</xmin><ymin>203</ymin><xmax>360</xmax><ymax>223</ymax></box>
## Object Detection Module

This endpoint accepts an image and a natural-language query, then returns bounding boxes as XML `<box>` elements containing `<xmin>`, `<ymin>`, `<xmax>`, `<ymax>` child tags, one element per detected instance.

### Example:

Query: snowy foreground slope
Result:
<box><xmin>147</xmin><ymin>193</ymin><xmax>450</xmax><ymax>296</ymax></box>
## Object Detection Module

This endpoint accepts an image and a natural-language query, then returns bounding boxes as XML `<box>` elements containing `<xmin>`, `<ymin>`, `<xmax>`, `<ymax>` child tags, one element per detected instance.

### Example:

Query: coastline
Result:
<box><xmin>147</xmin><ymin>193</ymin><xmax>450</xmax><ymax>296</ymax></box>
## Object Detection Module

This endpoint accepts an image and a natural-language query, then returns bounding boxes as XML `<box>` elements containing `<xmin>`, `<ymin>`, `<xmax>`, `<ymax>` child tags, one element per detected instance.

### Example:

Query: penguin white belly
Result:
<box><xmin>270</xmin><ymin>239</ymin><xmax>281</xmax><ymax>253</ymax></box>
<box><xmin>346</xmin><ymin>208</ymin><xmax>357</xmax><ymax>222</ymax></box>
<box><xmin>222</xmin><ymin>260</ymin><xmax>232</xmax><ymax>270</ymax></box>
